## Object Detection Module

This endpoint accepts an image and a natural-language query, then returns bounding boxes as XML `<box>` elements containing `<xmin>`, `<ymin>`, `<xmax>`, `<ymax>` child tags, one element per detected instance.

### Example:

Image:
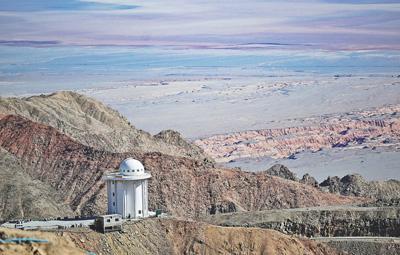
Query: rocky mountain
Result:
<box><xmin>0</xmin><ymin>91</ymin><xmax>208</xmax><ymax>162</ymax></box>
<box><xmin>1</xmin><ymin>91</ymin><xmax>397</xmax><ymax>255</ymax></box>
<box><xmin>0</xmin><ymin>113</ymin><xmax>360</xmax><ymax>221</ymax></box>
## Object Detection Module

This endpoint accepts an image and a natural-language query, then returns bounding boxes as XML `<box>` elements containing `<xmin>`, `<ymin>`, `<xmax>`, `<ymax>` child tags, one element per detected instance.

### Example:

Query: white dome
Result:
<box><xmin>119</xmin><ymin>158</ymin><xmax>145</xmax><ymax>175</ymax></box>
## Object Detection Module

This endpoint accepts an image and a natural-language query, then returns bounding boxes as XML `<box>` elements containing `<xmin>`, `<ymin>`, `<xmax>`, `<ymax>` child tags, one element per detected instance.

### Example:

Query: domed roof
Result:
<box><xmin>119</xmin><ymin>158</ymin><xmax>145</xmax><ymax>175</ymax></box>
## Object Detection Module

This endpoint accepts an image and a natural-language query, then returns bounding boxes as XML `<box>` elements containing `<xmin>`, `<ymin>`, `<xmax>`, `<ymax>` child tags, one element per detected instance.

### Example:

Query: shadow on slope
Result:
<box><xmin>0</xmin><ymin>115</ymin><xmax>360</xmax><ymax>220</ymax></box>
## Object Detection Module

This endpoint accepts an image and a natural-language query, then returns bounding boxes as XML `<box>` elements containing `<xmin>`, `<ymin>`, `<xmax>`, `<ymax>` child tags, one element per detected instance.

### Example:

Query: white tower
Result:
<box><xmin>103</xmin><ymin>158</ymin><xmax>151</xmax><ymax>219</ymax></box>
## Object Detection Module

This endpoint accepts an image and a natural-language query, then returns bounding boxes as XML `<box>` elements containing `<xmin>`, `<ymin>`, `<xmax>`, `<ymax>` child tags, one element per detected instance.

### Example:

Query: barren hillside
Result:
<box><xmin>0</xmin><ymin>114</ymin><xmax>360</xmax><ymax>220</ymax></box>
<box><xmin>0</xmin><ymin>91</ymin><xmax>208</xmax><ymax>161</ymax></box>
<box><xmin>0</xmin><ymin>148</ymin><xmax>73</xmax><ymax>221</ymax></box>
<box><xmin>0</xmin><ymin>218</ymin><xmax>341</xmax><ymax>255</ymax></box>
<box><xmin>64</xmin><ymin>218</ymin><xmax>341</xmax><ymax>255</ymax></box>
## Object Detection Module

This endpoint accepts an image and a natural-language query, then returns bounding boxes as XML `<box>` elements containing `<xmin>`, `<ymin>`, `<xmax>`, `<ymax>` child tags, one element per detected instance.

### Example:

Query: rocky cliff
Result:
<box><xmin>315</xmin><ymin>237</ymin><xmax>400</xmax><ymax>255</ymax></box>
<box><xmin>195</xmin><ymin>105</ymin><xmax>400</xmax><ymax>162</ymax></box>
<box><xmin>206</xmin><ymin>206</ymin><xmax>400</xmax><ymax>238</ymax></box>
<box><xmin>0</xmin><ymin>114</ymin><xmax>360</xmax><ymax>220</ymax></box>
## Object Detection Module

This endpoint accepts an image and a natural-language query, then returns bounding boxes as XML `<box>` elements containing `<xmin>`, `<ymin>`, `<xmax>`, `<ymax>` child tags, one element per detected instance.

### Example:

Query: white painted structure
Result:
<box><xmin>103</xmin><ymin>158</ymin><xmax>151</xmax><ymax>219</ymax></box>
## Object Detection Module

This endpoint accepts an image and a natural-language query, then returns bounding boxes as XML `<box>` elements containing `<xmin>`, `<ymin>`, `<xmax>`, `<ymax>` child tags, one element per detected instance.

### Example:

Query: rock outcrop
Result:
<box><xmin>0</xmin><ymin>114</ymin><xmax>360</xmax><ymax>220</ymax></box>
<box><xmin>264</xmin><ymin>165</ymin><xmax>400</xmax><ymax>201</ymax></box>
<box><xmin>301</xmin><ymin>173</ymin><xmax>319</xmax><ymax>188</ymax></box>
<box><xmin>264</xmin><ymin>165</ymin><xmax>319</xmax><ymax>188</ymax></box>
<box><xmin>320</xmin><ymin>174</ymin><xmax>400</xmax><ymax>200</ymax></box>
<box><xmin>265</xmin><ymin>164</ymin><xmax>299</xmax><ymax>181</ymax></box>
<box><xmin>320</xmin><ymin>176</ymin><xmax>342</xmax><ymax>194</ymax></box>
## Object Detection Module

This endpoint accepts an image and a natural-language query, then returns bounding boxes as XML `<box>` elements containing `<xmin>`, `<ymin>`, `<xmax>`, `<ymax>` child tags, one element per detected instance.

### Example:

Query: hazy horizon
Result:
<box><xmin>1</xmin><ymin>0</ymin><xmax>400</xmax><ymax>96</ymax></box>
<box><xmin>1</xmin><ymin>0</ymin><xmax>400</xmax><ymax>50</ymax></box>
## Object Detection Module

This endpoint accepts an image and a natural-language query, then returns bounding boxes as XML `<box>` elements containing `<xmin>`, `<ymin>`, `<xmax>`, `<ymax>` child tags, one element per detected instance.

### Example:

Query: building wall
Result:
<box><xmin>126</xmin><ymin>181</ymin><xmax>135</xmax><ymax>218</ymax></box>
<box><xmin>107</xmin><ymin>180</ymin><xmax>117</xmax><ymax>214</ymax></box>
<box><xmin>143</xmin><ymin>180</ymin><xmax>149</xmax><ymax>217</ymax></box>
<box><xmin>107</xmin><ymin>179</ymin><xmax>150</xmax><ymax>219</ymax></box>
<box><xmin>116</xmin><ymin>181</ymin><xmax>125</xmax><ymax>217</ymax></box>
<box><xmin>135</xmin><ymin>181</ymin><xmax>143</xmax><ymax>217</ymax></box>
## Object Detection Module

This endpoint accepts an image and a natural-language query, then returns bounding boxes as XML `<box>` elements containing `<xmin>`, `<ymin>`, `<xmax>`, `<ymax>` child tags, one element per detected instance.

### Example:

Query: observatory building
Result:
<box><xmin>103</xmin><ymin>158</ymin><xmax>151</xmax><ymax>219</ymax></box>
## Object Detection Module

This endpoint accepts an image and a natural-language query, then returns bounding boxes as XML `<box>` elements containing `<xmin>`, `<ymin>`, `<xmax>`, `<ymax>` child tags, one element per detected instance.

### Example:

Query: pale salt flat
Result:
<box><xmin>83</xmin><ymin>74</ymin><xmax>400</xmax><ymax>138</ymax></box>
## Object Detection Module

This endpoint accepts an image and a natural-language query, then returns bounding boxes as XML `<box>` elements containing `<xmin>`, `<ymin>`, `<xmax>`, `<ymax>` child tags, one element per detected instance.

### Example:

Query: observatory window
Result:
<box><xmin>137</xmin><ymin>169</ymin><xmax>139</xmax><ymax>172</ymax></box>
<box><xmin>127</xmin><ymin>170</ymin><xmax>130</xmax><ymax>172</ymax></box>
<box><xmin>113</xmin><ymin>202</ymin><xmax>115</xmax><ymax>206</ymax></box>
<box><xmin>112</xmin><ymin>192</ymin><xmax>115</xmax><ymax>197</ymax></box>
<box><xmin>115</xmin><ymin>218</ymin><xmax>119</xmax><ymax>222</ymax></box>
<box><xmin>107</xmin><ymin>219</ymin><xmax>111</xmax><ymax>223</ymax></box>
<box><xmin>138</xmin><ymin>210</ymin><xmax>142</xmax><ymax>214</ymax></box>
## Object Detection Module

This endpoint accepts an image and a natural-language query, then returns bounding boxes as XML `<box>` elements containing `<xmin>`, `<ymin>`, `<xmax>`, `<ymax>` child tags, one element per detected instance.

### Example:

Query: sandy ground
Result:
<box><xmin>83</xmin><ymin>75</ymin><xmax>400</xmax><ymax>138</ymax></box>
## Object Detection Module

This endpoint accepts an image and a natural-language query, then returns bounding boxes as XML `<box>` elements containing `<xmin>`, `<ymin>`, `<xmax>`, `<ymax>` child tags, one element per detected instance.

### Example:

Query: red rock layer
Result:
<box><xmin>0</xmin><ymin>115</ymin><xmax>361</xmax><ymax>218</ymax></box>
<box><xmin>195</xmin><ymin>106</ymin><xmax>400</xmax><ymax>162</ymax></box>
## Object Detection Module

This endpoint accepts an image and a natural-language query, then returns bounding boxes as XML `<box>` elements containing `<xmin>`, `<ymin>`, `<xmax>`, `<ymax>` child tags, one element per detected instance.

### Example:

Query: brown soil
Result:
<box><xmin>0</xmin><ymin>227</ymin><xmax>85</xmax><ymax>255</ymax></box>
<box><xmin>64</xmin><ymin>218</ymin><xmax>342</xmax><ymax>255</ymax></box>
<box><xmin>0</xmin><ymin>114</ymin><xmax>362</xmax><ymax>221</ymax></box>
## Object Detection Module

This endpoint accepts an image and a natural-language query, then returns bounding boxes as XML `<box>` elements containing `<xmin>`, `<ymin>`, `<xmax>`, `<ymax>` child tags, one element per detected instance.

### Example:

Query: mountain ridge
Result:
<box><xmin>0</xmin><ymin>113</ymin><xmax>361</xmax><ymax>221</ymax></box>
<box><xmin>0</xmin><ymin>91</ymin><xmax>209</xmax><ymax>162</ymax></box>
